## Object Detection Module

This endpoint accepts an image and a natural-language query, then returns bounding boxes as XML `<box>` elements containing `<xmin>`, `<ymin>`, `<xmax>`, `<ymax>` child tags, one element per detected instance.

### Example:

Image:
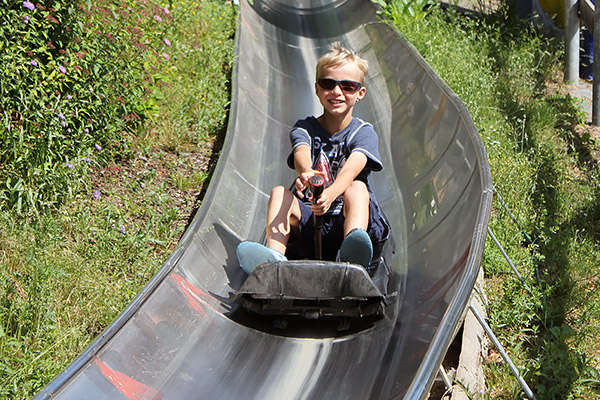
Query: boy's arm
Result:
<box><xmin>293</xmin><ymin>144</ymin><xmax>314</xmax><ymax>193</ymax></box>
<box><xmin>313</xmin><ymin>151</ymin><xmax>367</xmax><ymax>215</ymax></box>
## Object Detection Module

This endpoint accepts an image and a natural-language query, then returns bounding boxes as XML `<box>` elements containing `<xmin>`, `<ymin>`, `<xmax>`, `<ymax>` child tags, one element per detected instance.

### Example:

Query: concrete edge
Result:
<box><xmin>448</xmin><ymin>267</ymin><xmax>488</xmax><ymax>400</ymax></box>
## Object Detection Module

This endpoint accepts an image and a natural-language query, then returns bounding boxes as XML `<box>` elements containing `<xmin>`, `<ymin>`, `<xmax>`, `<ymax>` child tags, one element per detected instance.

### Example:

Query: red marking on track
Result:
<box><xmin>416</xmin><ymin>245</ymin><xmax>470</xmax><ymax>327</ymax></box>
<box><xmin>240</xmin><ymin>1</ymin><xmax>256</xmax><ymax>38</ymax></box>
<box><xmin>95</xmin><ymin>358</ymin><xmax>162</xmax><ymax>400</ymax></box>
<box><xmin>421</xmin><ymin>244</ymin><xmax>471</xmax><ymax>301</ymax></box>
<box><xmin>170</xmin><ymin>272</ymin><xmax>221</xmax><ymax>317</ymax></box>
<box><xmin>240</xmin><ymin>15</ymin><xmax>255</xmax><ymax>38</ymax></box>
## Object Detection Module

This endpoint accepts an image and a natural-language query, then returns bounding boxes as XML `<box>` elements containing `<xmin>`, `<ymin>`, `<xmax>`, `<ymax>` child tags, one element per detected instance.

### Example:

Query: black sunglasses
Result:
<box><xmin>317</xmin><ymin>78</ymin><xmax>362</xmax><ymax>93</ymax></box>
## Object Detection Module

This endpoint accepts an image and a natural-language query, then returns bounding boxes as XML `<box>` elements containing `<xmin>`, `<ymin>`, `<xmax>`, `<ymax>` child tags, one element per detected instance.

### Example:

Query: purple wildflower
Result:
<box><xmin>86</xmin><ymin>157</ymin><xmax>91</xmax><ymax>163</ymax></box>
<box><xmin>22</xmin><ymin>1</ymin><xmax>34</xmax><ymax>11</ymax></box>
<box><xmin>163</xmin><ymin>7</ymin><xmax>169</xmax><ymax>14</ymax></box>
<box><xmin>154</xmin><ymin>15</ymin><xmax>162</xmax><ymax>22</ymax></box>
<box><xmin>66</xmin><ymin>95</ymin><xmax>72</xmax><ymax>100</ymax></box>
<box><xmin>57</xmin><ymin>113</ymin><xmax>65</xmax><ymax>120</ymax></box>
<box><xmin>59</xmin><ymin>65</ymin><xmax>66</xmax><ymax>74</ymax></box>
<box><xmin>94</xmin><ymin>143</ymin><xmax>102</xmax><ymax>150</ymax></box>
<box><xmin>61</xmin><ymin>121</ymin><xmax>66</xmax><ymax>128</ymax></box>
<box><xmin>24</xmin><ymin>15</ymin><xmax>30</xmax><ymax>23</ymax></box>
<box><xmin>162</xmin><ymin>53</ymin><xmax>170</xmax><ymax>61</ymax></box>
<box><xmin>84</xmin><ymin>128</ymin><xmax>90</xmax><ymax>133</ymax></box>
<box><xmin>66</xmin><ymin>162</ymin><xmax>74</xmax><ymax>168</ymax></box>
<box><xmin>164</xmin><ymin>38</ymin><xmax>171</xmax><ymax>46</ymax></box>
<box><xmin>30</xmin><ymin>59</ymin><xmax>38</xmax><ymax>66</ymax></box>
<box><xmin>93</xmin><ymin>190</ymin><xmax>101</xmax><ymax>199</ymax></box>
<box><xmin>120</xmin><ymin>225</ymin><xmax>126</xmax><ymax>234</ymax></box>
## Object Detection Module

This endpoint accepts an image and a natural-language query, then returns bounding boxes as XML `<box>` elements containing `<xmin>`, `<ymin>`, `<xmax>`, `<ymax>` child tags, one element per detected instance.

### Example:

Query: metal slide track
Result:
<box><xmin>36</xmin><ymin>1</ymin><xmax>493</xmax><ymax>399</ymax></box>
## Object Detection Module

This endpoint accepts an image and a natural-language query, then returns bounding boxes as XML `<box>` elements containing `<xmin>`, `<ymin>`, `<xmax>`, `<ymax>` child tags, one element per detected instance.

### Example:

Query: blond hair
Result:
<box><xmin>315</xmin><ymin>42</ymin><xmax>369</xmax><ymax>84</ymax></box>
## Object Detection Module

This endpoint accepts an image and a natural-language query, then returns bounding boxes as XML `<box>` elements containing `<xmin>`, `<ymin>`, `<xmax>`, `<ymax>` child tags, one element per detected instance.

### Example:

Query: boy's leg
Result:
<box><xmin>237</xmin><ymin>186</ymin><xmax>300</xmax><ymax>274</ymax></box>
<box><xmin>266</xmin><ymin>185</ymin><xmax>302</xmax><ymax>254</ymax></box>
<box><xmin>339</xmin><ymin>181</ymin><xmax>372</xmax><ymax>269</ymax></box>
<box><xmin>342</xmin><ymin>181</ymin><xmax>370</xmax><ymax>235</ymax></box>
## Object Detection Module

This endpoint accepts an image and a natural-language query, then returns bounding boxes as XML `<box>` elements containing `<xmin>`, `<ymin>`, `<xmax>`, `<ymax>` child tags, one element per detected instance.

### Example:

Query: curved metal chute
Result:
<box><xmin>36</xmin><ymin>1</ymin><xmax>492</xmax><ymax>399</ymax></box>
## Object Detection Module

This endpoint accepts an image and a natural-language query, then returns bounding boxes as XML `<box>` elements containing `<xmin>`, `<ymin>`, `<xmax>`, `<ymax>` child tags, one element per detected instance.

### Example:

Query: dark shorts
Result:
<box><xmin>285</xmin><ymin>195</ymin><xmax>390</xmax><ymax>261</ymax></box>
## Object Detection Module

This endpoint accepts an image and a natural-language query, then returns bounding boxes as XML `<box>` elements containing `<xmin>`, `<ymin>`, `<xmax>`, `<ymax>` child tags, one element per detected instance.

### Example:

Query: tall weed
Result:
<box><xmin>139</xmin><ymin>0</ymin><xmax>236</xmax><ymax>150</ymax></box>
<box><xmin>372</xmin><ymin>0</ymin><xmax>434</xmax><ymax>20</ymax></box>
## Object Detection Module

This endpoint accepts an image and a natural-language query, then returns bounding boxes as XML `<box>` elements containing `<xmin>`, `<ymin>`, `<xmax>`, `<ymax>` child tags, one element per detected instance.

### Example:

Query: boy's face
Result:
<box><xmin>315</xmin><ymin>62</ymin><xmax>366</xmax><ymax>119</ymax></box>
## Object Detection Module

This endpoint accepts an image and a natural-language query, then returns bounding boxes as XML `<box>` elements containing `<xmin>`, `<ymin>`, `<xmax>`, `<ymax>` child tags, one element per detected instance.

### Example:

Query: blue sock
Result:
<box><xmin>236</xmin><ymin>242</ymin><xmax>287</xmax><ymax>274</ymax></box>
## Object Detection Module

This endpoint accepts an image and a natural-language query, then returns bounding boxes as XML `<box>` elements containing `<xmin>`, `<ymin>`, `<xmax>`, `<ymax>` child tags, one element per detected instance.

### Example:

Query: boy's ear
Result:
<box><xmin>357</xmin><ymin>85</ymin><xmax>366</xmax><ymax>101</ymax></box>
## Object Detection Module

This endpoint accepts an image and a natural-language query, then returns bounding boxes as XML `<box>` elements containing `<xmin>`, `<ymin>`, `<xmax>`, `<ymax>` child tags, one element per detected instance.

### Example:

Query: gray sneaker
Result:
<box><xmin>236</xmin><ymin>242</ymin><xmax>287</xmax><ymax>274</ymax></box>
<box><xmin>338</xmin><ymin>228</ymin><xmax>372</xmax><ymax>269</ymax></box>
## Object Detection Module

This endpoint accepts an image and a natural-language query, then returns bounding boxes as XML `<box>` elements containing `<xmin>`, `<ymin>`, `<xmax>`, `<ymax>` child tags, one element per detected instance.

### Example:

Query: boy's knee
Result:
<box><xmin>268</xmin><ymin>186</ymin><xmax>295</xmax><ymax>210</ymax></box>
<box><xmin>270</xmin><ymin>185</ymin><xmax>288</xmax><ymax>199</ymax></box>
<box><xmin>344</xmin><ymin>181</ymin><xmax>368</xmax><ymax>199</ymax></box>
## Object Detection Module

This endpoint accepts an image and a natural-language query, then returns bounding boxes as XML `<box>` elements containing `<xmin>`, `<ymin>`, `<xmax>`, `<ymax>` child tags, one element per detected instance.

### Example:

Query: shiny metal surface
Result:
<box><xmin>36</xmin><ymin>1</ymin><xmax>492</xmax><ymax>399</ymax></box>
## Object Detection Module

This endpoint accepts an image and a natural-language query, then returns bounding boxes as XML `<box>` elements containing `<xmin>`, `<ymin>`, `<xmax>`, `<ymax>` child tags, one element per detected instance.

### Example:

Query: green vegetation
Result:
<box><xmin>0</xmin><ymin>0</ymin><xmax>236</xmax><ymax>398</ymax></box>
<box><xmin>381</xmin><ymin>1</ymin><xmax>600</xmax><ymax>398</ymax></box>
<box><xmin>0</xmin><ymin>0</ymin><xmax>234</xmax><ymax>215</ymax></box>
<box><xmin>2</xmin><ymin>0</ymin><xmax>599</xmax><ymax>399</ymax></box>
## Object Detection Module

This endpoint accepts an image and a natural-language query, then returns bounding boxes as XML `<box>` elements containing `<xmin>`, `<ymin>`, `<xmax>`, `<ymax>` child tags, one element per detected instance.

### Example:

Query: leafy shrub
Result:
<box><xmin>372</xmin><ymin>0</ymin><xmax>434</xmax><ymax>20</ymax></box>
<box><xmin>0</xmin><ymin>0</ymin><xmax>173</xmax><ymax>214</ymax></box>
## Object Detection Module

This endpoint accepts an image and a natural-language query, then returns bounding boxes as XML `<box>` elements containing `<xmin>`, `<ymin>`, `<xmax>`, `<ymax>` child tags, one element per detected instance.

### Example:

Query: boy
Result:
<box><xmin>237</xmin><ymin>42</ymin><xmax>389</xmax><ymax>273</ymax></box>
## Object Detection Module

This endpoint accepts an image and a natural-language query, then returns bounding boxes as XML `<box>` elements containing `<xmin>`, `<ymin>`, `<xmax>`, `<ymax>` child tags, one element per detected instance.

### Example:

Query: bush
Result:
<box><xmin>0</xmin><ymin>0</ymin><xmax>173</xmax><ymax>214</ymax></box>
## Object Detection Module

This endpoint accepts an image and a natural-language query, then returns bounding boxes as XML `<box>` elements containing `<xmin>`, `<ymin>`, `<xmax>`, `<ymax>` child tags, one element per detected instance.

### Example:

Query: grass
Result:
<box><xmin>383</xmin><ymin>2</ymin><xmax>600</xmax><ymax>398</ymax></box>
<box><xmin>2</xmin><ymin>0</ymin><xmax>600</xmax><ymax>399</ymax></box>
<box><xmin>0</xmin><ymin>1</ymin><xmax>236</xmax><ymax>398</ymax></box>
<box><xmin>137</xmin><ymin>1</ymin><xmax>236</xmax><ymax>151</ymax></box>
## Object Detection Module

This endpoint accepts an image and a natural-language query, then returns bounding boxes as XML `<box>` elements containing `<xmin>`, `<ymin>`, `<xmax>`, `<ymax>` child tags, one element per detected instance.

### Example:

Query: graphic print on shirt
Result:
<box><xmin>311</xmin><ymin>137</ymin><xmax>346</xmax><ymax>186</ymax></box>
<box><xmin>309</xmin><ymin>137</ymin><xmax>348</xmax><ymax>215</ymax></box>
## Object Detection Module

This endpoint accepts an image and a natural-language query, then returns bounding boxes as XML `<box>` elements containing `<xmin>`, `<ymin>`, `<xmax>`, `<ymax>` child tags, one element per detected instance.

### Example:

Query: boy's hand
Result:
<box><xmin>295</xmin><ymin>171</ymin><xmax>314</xmax><ymax>196</ymax></box>
<box><xmin>296</xmin><ymin>170</ymin><xmax>326</xmax><ymax>199</ymax></box>
<box><xmin>312</xmin><ymin>188</ymin><xmax>333</xmax><ymax>215</ymax></box>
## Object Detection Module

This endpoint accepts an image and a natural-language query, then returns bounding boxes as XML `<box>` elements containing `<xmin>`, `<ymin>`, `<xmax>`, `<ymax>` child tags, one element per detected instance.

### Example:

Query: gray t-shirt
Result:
<box><xmin>287</xmin><ymin>116</ymin><xmax>383</xmax><ymax>215</ymax></box>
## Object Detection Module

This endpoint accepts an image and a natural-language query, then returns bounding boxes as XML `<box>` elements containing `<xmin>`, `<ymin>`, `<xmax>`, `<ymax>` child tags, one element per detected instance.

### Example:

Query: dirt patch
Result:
<box><xmin>574</xmin><ymin>123</ymin><xmax>600</xmax><ymax>163</ymax></box>
<box><xmin>546</xmin><ymin>74</ymin><xmax>600</xmax><ymax>165</ymax></box>
<box><xmin>87</xmin><ymin>137</ymin><xmax>222</xmax><ymax>248</ymax></box>
<box><xmin>565</xmin><ymin>79</ymin><xmax>600</xmax><ymax>155</ymax></box>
